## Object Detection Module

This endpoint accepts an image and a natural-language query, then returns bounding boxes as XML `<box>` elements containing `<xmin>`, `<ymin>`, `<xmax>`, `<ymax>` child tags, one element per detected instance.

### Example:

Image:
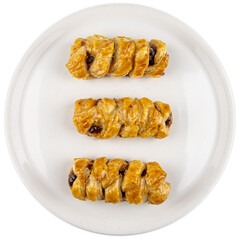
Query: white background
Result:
<box><xmin>0</xmin><ymin>0</ymin><xmax>239</xmax><ymax>239</ymax></box>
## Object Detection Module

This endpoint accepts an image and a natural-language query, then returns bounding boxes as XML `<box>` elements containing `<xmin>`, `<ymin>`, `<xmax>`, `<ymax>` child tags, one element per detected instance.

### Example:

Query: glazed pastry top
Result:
<box><xmin>66</xmin><ymin>35</ymin><xmax>169</xmax><ymax>79</ymax></box>
<box><xmin>69</xmin><ymin>157</ymin><xmax>171</xmax><ymax>205</ymax></box>
<box><xmin>73</xmin><ymin>97</ymin><xmax>172</xmax><ymax>139</ymax></box>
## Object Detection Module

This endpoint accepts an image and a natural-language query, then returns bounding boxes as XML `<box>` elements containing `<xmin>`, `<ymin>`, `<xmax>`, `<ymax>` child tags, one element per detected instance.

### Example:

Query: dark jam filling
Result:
<box><xmin>85</xmin><ymin>52</ymin><xmax>95</xmax><ymax>69</ymax></box>
<box><xmin>119</xmin><ymin>170</ymin><xmax>125</xmax><ymax>176</ymax></box>
<box><xmin>149</xmin><ymin>45</ymin><xmax>157</xmax><ymax>66</ymax></box>
<box><xmin>111</xmin><ymin>53</ymin><xmax>115</xmax><ymax>62</ymax></box>
<box><xmin>141</xmin><ymin>169</ymin><xmax>147</xmax><ymax>177</ymax></box>
<box><xmin>120</xmin><ymin>169</ymin><xmax>126</xmax><ymax>198</ymax></box>
<box><xmin>88</xmin><ymin>124</ymin><xmax>102</xmax><ymax>134</ymax></box>
<box><xmin>118</xmin><ymin>124</ymin><xmax>125</xmax><ymax>137</ymax></box>
<box><xmin>165</xmin><ymin>113</ymin><xmax>172</xmax><ymax>127</ymax></box>
<box><xmin>87</xmin><ymin>163</ymin><xmax>93</xmax><ymax>170</ymax></box>
<box><xmin>95</xmin><ymin>99</ymin><xmax>101</xmax><ymax>105</ymax></box>
<box><xmin>68</xmin><ymin>171</ymin><xmax>77</xmax><ymax>187</ymax></box>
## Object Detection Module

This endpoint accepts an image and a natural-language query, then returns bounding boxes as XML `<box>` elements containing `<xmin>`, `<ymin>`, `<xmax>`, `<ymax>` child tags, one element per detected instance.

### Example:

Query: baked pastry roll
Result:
<box><xmin>66</xmin><ymin>34</ymin><xmax>169</xmax><ymax>79</ymax></box>
<box><xmin>68</xmin><ymin>157</ymin><xmax>171</xmax><ymax>205</ymax></box>
<box><xmin>73</xmin><ymin>97</ymin><xmax>172</xmax><ymax>139</ymax></box>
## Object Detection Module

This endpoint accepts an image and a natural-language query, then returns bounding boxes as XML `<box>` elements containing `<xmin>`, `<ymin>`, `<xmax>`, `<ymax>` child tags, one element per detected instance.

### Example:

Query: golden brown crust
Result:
<box><xmin>122</xmin><ymin>160</ymin><xmax>146</xmax><ymax>192</ymax></box>
<box><xmin>146</xmin><ymin>162</ymin><xmax>171</xmax><ymax>205</ymax></box>
<box><xmin>129</xmin><ymin>39</ymin><xmax>149</xmax><ymax>78</ymax></box>
<box><xmin>85</xmin><ymin>35</ymin><xmax>108</xmax><ymax>56</ymax></box>
<box><xmin>73</xmin><ymin>97</ymin><xmax>172</xmax><ymax>139</ymax></box>
<box><xmin>85</xmin><ymin>157</ymin><xmax>107</xmax><ymax>201</ymax></box>
<box><xmin>69</xmin><ymin>158</ymin><xmax>170</xmax><ymax>205</ymax></box>
<box><xmin>86</xmin><ymin>173</ymin><xmax>104</xmax><ymax>201</ymax></box>
<box><xmin>122</xmin><ymin>160</ymin><xmax>148</xmax><ymax>205</ymax></box>
<box><xmin>109</xmin><ymin>37</ymin><xmax>135</xmax><ymax>77</ymax></box>
<box><xmin>69</xmin><ymin>158</ymin><xmax>93</xmax><ymax>200</ymax></box>
<box><xmin>70</xmin><ymin>38</ymin><xmax>85</xmax><ymax>56</ymax></box>
<box><xmin>102</xmin><ymin>158</ymin><xmax>128</xmax><ymax>189</ymax></box>
<box><xmin>105</xmin><ymin>175</ymin><xmax>123</xmax><ymax>204</ymax></box>
<box><xmin>87</xmin><ymin>36</ymin><xmax>114</xmax><ymax>78</ymax></box>
<box><xmin>66</xmin><ymin>35</ymin><xmax>169</xmax><ymax>79</ymax></box>
<box><xmin>65</xmin><ymin>46</ymin><xmax>92</xmax><ymax>80</ymax></box>
<box><xmin>125</xmin><ymin>177</ymin><xmax>148</xmax><ymax>205</ymax></box>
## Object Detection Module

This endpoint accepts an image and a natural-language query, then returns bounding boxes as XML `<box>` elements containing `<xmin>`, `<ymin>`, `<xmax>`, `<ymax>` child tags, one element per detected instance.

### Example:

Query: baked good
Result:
<box><xmin>68</xmin><ymin>157</ymin><xmax>171</xmax><ymax>205</ymax></box>
<box><xmin>73</xmin><ymin>97</ymin><xmax>172</xmax><ymax>139</ymax></box>
<box><xmin>66</xmin><ymin>34</ymin><xmax>169</xmax><ymax>79</ymax></box>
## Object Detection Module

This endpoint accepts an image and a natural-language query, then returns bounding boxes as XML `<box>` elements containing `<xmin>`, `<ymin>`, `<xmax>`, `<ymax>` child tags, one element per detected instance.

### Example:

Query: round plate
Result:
<box><xmin>5</xmin><ymin>4</ymin><xmax>235</xmax><ymax>235</ymax></box>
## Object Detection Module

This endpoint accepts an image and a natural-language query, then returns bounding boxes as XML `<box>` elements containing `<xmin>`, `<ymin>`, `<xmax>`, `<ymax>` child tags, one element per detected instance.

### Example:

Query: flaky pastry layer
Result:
<box><xmin>73</xmin><ymin>97</ymin><xmax>172</xmax><ymax>139</ymax></box>
<box><xmin>68</xmin><ymin>157</ymin><xmax>171</xmax><ymax>205</ymax></box>
<box><xmin>66</xmin><ymin>35</ymin><xmax>169</xmax><ymax>79</ymax></box>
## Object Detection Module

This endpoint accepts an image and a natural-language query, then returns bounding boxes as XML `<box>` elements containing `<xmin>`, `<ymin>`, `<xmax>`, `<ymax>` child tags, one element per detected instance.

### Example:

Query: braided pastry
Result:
<box><xmin>68</xmin><ymin>157</ymin><xmax>171</xmax><ymax>205</ymax></box>
<box><xmin>66</xmin><ymin>35</ymin><xmax>169</xmax><ymax>79</ymax></box>
<box><xmin>73</xmin><ymin>97</ymin><xmax>172</xmax><ymax>139</ymax></box>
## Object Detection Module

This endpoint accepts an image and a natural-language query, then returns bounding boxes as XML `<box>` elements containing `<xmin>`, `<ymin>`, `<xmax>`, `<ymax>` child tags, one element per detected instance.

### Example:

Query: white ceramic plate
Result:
<box><xmin>5</xmin><ymin>4</ymin><xmax>235</xmax><ymax>235</ymax></box>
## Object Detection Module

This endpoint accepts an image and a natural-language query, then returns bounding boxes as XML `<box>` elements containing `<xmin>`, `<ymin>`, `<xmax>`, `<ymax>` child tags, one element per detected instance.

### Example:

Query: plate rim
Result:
<box><xmin>4</xmin><ymin>3</ymin><xmax>236</xmax><ymax>235</ymax></box>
